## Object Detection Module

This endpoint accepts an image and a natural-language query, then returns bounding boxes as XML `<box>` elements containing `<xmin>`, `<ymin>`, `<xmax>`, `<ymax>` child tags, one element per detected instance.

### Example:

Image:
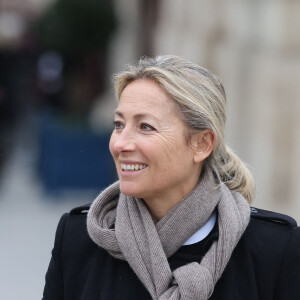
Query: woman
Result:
<box><xmin>43</xmin><ymin>55</ymin><xmax>300</xmax><ymax>299</ymax></box>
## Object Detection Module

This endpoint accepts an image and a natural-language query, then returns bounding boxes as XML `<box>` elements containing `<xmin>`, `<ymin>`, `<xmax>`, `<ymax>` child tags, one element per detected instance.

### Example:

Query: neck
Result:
<box><xmin>145</xmin><ymin>199</ymin><xmax>177</xmax><ymax>223</ymax></box>
<box><xmin>143</xmin><ymin>176</ymin><xmax>201</xmax><ymax>222</ymax></box>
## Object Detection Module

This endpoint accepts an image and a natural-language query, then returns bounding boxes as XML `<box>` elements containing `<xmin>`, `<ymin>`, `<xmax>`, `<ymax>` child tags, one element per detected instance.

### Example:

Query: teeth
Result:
<box><xmin>121</xmin><ymin>163</ymin><xmax>147</xmax><ymax>171</ymax></box>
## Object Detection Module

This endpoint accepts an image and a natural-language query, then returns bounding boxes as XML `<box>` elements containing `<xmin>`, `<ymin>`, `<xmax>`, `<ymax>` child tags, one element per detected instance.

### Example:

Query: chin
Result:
<box><xmin>119</xmin><ymin>182</ymin><xmax>143</xmax><ymax>198</ymax></box>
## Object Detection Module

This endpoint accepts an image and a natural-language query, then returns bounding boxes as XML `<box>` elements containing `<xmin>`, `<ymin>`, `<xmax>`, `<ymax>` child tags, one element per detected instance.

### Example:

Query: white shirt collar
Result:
<box><xmin>183</xmin><ymin>211</ymin><xmax>217</xmax><ymax>246</ymax></box>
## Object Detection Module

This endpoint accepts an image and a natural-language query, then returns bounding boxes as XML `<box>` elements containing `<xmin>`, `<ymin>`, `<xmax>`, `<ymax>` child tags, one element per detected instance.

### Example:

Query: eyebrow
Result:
<box><xmin>114</xmin><ymin>110</ymin><xmax>160</xmax><ymax>122</ymax></box>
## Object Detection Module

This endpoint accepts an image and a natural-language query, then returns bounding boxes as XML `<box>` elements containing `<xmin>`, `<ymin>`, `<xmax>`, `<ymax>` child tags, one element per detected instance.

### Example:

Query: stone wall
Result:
<box><xmin>109</xmin><ymin>0</ymin><xmax>300</xmax><ymax>221</ymax></box>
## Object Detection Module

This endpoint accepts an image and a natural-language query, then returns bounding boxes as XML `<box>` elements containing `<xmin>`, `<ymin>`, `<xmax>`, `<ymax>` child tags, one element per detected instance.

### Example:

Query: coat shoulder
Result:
<box><xmin>67</xmin><ymin>204</ymin><xmax>298</xmax><ymax>228</ymax></box>
<box><xmin>250</xmin><ymin>206</ymin><xmax>297</xmax><ymax>228</ymax></box>
<box><xmin>69</xmin><ymin>203</ymin><xmax>92</xmax><ymax>215</ymax></box>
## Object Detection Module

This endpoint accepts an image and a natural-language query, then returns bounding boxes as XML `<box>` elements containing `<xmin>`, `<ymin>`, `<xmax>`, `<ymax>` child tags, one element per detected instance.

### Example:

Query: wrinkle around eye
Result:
<box><xmin>146</xmin><ymin>128</ymin><xmax>178</xmax><ymax>146</ymax></box>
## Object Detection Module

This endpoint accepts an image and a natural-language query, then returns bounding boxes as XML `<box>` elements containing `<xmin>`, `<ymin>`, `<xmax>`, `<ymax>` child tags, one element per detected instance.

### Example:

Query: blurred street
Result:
<box><xmin>0</xmin><ymin>117</ymin><xmax>97</xmax><ymax>300</ymax></box>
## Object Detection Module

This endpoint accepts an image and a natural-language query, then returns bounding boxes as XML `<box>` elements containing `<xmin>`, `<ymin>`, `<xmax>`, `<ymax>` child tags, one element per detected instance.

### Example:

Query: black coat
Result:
<box><xmin>43</xmin><ymin>205</ymin><xmax>300</xmax><ymax>300</ymax></box>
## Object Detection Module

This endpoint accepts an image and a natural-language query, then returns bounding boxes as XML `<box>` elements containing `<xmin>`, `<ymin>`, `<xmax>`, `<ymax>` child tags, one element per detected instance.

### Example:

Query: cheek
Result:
<box><xmin>151</xmin><ymin>143</ymin><xmax>182</xmax><ymax>173</ymax></box>
<box><xmin>158</xmin><ymin>136</ymin><xmax>189</xmax><ymax>162</ymax></box>
<box><xmin>164</xmin><ymin>142</ymin><xmax>193</xmax><ymax>172</ymax></box>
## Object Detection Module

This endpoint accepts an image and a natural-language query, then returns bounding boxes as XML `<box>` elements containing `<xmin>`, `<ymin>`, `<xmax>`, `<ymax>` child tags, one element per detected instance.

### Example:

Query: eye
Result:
<box><xmin>140</xmin><ymin>123</ymin><xmax>155</xmax><ymax>131</ymax></box>
<box><xmin>113</xmin><ymin>121</ymin><xmax>124</xmax><ymax>130</ymax></box>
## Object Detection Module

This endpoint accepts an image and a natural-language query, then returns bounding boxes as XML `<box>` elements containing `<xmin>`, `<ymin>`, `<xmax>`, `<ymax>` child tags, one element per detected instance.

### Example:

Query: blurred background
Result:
<box><xmin>0</xmin><ymin>0</ymin><xmax>299</xmax><ymax>298</ymax></box>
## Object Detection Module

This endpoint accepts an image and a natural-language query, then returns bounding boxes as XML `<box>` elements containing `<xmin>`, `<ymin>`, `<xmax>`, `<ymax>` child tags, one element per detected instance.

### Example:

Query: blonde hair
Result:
<box><xmin>114</xmin><ymin>55</ymin><xmax>255</xmax><ymax>203</ymax></box>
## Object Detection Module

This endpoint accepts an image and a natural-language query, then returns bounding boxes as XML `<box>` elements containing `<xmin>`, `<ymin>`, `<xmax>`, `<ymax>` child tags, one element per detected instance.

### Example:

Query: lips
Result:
<box><xmin>121</xmin><ymin>163</ymin><xmax>148</xmax><ymax>171</ymax></box>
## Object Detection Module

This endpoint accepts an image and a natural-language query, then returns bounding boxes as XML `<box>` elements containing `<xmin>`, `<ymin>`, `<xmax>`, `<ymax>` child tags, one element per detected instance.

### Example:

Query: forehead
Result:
<box><xmin>118</xmin><ymin>79</ymin><xmax>176</xmax><ymax>111</ymax></box>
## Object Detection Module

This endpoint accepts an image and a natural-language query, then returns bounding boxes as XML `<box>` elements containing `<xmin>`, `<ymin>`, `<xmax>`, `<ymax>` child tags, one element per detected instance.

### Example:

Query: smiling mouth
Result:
<box><xmin>121</xmin><ymin>163</ymin><xmax>148</xmax><ymax>171</ymax></box>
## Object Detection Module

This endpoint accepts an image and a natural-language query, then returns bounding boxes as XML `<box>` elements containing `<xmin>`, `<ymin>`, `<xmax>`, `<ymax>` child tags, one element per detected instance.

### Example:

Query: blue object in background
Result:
<box><xmin>38</xmin><ymin>114</ymin><xmax>116</xmax><ymax>193</ymax></box>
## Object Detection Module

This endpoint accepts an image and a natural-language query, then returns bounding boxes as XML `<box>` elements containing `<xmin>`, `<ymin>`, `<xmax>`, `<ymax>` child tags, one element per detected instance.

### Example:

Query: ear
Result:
<box><xmin>190</xmin><ymin>129</ymin><xmax>215</xmax><ymax>163</ymax></box>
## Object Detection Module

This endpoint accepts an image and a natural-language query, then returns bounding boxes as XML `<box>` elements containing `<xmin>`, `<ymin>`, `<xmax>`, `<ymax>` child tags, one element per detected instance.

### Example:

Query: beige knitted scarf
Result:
<box><xmin>87</xmin><ymin>168</ymin><xmax>250</xmax><ymax>299</ymax></box>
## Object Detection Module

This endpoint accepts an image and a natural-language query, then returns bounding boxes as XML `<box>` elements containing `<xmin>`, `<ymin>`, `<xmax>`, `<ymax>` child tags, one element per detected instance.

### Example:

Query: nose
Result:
<box><xmin>110</xmin><ymin>127</ymin><xmax>137</xmax><ymax>153</ymax></box>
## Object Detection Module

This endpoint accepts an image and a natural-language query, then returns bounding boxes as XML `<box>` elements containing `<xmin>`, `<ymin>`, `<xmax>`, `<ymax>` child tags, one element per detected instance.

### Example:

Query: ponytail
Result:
<box><xmin>212</xmin><ymin>145</ymin><xmax>255</xmax><ymax>204</ymax></box>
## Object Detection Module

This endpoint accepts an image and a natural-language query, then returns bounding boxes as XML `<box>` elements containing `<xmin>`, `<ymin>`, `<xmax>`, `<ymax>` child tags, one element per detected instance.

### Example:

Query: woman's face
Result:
<box><xmin>109</xmin><ymin>79</ymin><xmax>202</xmax><ymax>204</ymax></box>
